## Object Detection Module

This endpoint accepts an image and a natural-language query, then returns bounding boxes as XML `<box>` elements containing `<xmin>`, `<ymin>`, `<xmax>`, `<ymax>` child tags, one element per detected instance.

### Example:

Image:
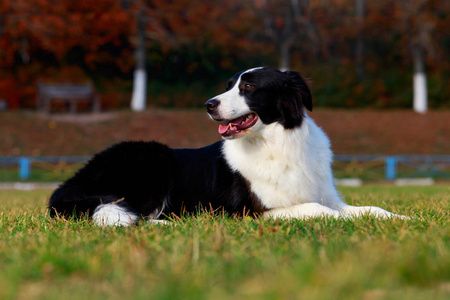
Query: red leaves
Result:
<box><xmin>0</xmin><ymin>0</ymin><xmax>449</xmax><ymax>109</ymax></box>
<box><xmin>0</xmin><ymin>0</ymin><xmax>134</xmax><ymax>67</ymax></box>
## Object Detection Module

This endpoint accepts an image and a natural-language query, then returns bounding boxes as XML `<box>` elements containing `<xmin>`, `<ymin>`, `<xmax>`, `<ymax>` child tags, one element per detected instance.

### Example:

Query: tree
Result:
<box><xmin>0</xmin><ymin>0</ymin><xmax>134</xmax><ymax>70</ymax></box>
<box><xmin>355</xmin><ymin>0</ymin><xmax>366</xmax><ymax>81</ymax></box>
<box><xmin>130</xmin><ymin>0</ymin><xmax>147</xmax><ymax>111</ymax></box>
<box><xmin>131</xmin><ymin>0</ymin><xmax>260</xmax><ymax>110</ymax></box>
<box><xmin>400</xmin><ymin>0</ymin><xmax>429</xmax><ymax>113</ymax></box>
<box><xmin>2</xmin><ymin>0</ymin><xmax>450</xmax><ymax>109</ymax></box>
<box><xmin>254</xmin><ymin>0</ymin><xmax>318</xmax><ymax>70</ymax></box>
<box><xmin>396</xmin><ymin>0</ymin><xmax>449</xmax><ymax>113</ymax></box>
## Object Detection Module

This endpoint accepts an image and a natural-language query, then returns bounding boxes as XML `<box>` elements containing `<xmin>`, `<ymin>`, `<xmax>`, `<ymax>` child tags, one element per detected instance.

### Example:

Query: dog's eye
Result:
<box><xmin>244</xmin><ymin>83</ymin><xmax>255</xmax><ymax>90</ymax></box>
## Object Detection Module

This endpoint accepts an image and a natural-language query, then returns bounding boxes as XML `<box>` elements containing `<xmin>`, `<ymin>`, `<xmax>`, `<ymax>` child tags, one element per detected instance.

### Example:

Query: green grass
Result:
<box><xmin>0</xmin><ymin>186</ymin><xmax>449</xmax><ymax>299</ymax></box>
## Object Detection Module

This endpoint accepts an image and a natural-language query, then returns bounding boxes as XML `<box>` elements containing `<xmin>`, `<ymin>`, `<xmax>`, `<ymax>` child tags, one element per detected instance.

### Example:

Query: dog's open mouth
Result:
<box><xmin>218</xmin><ymin>113</ymin><xmax>258</xmax><ymax>137</ymax></box>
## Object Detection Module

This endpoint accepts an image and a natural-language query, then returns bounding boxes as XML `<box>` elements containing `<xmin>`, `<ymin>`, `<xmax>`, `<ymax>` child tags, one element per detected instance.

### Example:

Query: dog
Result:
<box><xmin>48</xmin><ymin>67</ymin><xmax>404</xmax><ymax>226</ymax></box>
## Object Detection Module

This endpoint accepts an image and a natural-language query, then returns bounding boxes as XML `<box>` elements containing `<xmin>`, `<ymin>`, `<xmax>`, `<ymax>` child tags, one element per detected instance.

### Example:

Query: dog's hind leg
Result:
<box><xmin>93</xmin><ymin>197</ymin><xmax>171</xmax><ymax>226</ymax></box>
<box><xmin>92</xmin><ymin>202</ymin><xmax>139</xmax><ymax>226</ymax></box>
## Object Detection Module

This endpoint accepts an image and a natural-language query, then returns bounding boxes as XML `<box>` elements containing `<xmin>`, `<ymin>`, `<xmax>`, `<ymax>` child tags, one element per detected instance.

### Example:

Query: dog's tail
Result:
<box><xmin>48</xmin><ymin>185</ymin><xmax>114</xmax><ymax>219</ymax></box>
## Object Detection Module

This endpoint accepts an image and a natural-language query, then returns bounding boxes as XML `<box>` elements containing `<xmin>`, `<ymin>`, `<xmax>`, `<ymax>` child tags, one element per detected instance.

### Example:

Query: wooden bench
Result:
<box><xmin>37</xmin><ymin>83</ymin><xmax>100</xmax><ymax>113</ymax></box>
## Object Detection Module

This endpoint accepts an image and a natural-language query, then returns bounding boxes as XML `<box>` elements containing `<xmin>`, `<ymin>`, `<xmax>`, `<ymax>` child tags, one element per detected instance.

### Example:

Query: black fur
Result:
<box><xmin>49</xmin><ymin>142</ymin><xmax>176</xmax><ymax>219</ymax></box>
<box><xmin>48</xmin><ymin>141</ymin><xmax>263</xmax><ymax>220</ymax></box>
<box><xmin>236</xmin><ymin>67</ymin><xmax>312</xmax><ymax>128</ymax></box>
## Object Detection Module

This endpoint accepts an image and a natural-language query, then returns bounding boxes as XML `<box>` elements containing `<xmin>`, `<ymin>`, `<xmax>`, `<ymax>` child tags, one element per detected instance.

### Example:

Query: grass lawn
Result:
<box><xmin>0</xmin><ymin>186</ymin><xmax>449</xmax><ymax>299</ymax></box>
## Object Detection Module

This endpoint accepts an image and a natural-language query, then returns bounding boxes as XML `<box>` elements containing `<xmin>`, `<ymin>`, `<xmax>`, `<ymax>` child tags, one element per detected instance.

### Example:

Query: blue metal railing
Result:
<box><xmin>334</xmin><ymin>154</ymin><xmax>450</xmax><ymax>180</ymax></box>
<box><xmin>1</xmin><ymin>155</ymin><xmax>450</xmax><ymax>181</ymax></box>
<box><xmin>0</xmin><ymin>156</ymin><xmax>90</xmax><ymax>180</ymax></box>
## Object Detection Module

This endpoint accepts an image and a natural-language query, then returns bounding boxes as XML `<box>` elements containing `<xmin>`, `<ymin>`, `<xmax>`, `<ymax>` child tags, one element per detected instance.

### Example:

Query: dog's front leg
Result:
<box><xmin>338</xmin><ymin>205</ymin><xmax>408</xmax><ymax>219</ymax></box>
<box><xmin>264</xmin><ymin>202</ymin><xmax>341</xmax><ymax>219</ymax></box>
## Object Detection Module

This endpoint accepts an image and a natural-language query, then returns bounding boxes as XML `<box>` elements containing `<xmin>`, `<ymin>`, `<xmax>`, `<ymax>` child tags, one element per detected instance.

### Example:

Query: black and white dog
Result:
<box><xmin>48</xmin><ymin>67</ymin><xmax>404</xmax><ymax>226</ymax></box>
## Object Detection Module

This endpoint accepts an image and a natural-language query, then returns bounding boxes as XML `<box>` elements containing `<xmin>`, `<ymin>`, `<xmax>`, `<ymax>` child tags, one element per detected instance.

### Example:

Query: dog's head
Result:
<box><xmin>205</xmin><ymin>67</ymin><xmax>312</xmax><ymax>139</ymax></box>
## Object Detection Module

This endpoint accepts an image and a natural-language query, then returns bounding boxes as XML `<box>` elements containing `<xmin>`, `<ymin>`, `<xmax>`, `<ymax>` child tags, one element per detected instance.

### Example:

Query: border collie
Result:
<box><xmin>48</xmin><ymin>67</ymin><xmax>405</xmax><ymax>226</ymax></box>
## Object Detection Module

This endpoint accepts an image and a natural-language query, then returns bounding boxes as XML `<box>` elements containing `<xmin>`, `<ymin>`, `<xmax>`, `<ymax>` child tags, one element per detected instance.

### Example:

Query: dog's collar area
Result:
<box><xmin>218</xmin><ymin>113</ymin><xmax>258</xmax><ymax>137</ymax></box>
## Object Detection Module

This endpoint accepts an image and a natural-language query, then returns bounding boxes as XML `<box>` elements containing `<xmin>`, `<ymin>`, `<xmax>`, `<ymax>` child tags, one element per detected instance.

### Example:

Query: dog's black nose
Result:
<box><xmin>204</xmin><ymin>99</ymin><xmax>220</xmax><ymax>113</ymax></box>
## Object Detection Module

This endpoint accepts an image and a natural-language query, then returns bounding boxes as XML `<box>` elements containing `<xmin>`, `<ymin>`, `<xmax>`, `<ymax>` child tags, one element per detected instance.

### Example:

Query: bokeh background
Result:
<box><xmin>0</xmin><ymin>0</ymin><xmax>449</xmax><ymax>110</ymax></box>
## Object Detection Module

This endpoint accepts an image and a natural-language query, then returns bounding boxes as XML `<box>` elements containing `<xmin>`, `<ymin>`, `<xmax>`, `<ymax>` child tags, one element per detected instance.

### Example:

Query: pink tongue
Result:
<box><xmin>218</xmin><ymin>116</ymin><xmax>247</xmax><ymax>135</ymax></box>
<box><xmin>218</xmin><ymin>124</ymin><xmax>230</xmax><ymax>135</ymax></box>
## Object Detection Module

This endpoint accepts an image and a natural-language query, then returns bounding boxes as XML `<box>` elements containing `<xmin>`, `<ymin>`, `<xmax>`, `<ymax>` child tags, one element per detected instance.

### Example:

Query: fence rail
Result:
<box><xmin>1</xmin><ymin>155</ymin><xmax>450</xmax><ymax>181</ymax></box>
<box><xmin>334</xmin><ymin>154</ymin><xmax>450</xmax><ymax>180</ymax></box>
<box><xmin>0</xmin><ymin>156</ymin><xmax>90</xmax><ymax>181</ymax></box>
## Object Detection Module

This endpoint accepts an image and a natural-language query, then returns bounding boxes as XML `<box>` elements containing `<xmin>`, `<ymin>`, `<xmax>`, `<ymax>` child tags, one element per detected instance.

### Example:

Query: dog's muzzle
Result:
<box><xmin>205</xmin><ymin>99</ymin><xmax>221</xmax><ymax>119</ymax></box>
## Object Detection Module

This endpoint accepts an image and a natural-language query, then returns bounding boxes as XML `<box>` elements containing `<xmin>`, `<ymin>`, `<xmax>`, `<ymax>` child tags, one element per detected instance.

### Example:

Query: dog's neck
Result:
<box><xmin>223</xmin><ymin>116</ymin><xmax>312</xmax><ymax>160</ymax></box>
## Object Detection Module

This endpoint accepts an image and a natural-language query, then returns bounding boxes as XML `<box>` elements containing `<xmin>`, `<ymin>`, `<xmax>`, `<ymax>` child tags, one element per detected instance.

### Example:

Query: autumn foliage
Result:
<box><xmin>0</xmin><ymin>0</ymin><xmax>449</xmax><ymax>109</ymax></box>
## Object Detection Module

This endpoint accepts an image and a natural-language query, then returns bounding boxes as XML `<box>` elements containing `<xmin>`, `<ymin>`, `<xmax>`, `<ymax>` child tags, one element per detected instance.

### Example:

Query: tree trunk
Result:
<box><xmin>355</xmin><ymin>0</ymin><xmax>365</xmax><ymax>81</ymax></box>
<box><xmin>131</xmin><ymin>6</ymin><xmax>147</xmax><ymax>112</ymax></box>
<box><xmin>279</xmin><ymin>41</ymin><xmax>291</xmax><ymax>71</ymax></box>
<box><xmin>412</xmin><ymin>44</ymin><xmax>427</xmax><ymax>113</ymax></box>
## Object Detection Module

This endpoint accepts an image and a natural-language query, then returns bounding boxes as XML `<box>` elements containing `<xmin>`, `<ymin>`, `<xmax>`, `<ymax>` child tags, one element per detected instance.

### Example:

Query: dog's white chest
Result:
<box><xmin>223</xmin><ymin>136</ymin><xmax>317</xmax><ymax>209</ymax></box>
<box><xmin>247</xmin><ymin>154</ymin><xmax>308</xmax><ymax>208</ymax></box>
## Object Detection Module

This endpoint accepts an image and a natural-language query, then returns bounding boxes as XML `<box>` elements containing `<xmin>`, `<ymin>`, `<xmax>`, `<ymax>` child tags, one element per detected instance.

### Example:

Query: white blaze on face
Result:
<box><xmin>213</xmin><ymin>75</ymin><xmax>249</xmax><ymax>120</ymax></box>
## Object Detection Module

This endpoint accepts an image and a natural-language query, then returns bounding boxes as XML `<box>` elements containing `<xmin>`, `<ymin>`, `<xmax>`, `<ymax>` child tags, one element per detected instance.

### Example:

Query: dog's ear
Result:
<box><xmin>277</xmin><ymin>71</ymin><xmax>313</xmax><ymax>129</ymax></box>
<box><xmin>284</xmin><ymin>70</ymin><xmax>312</xmax><ymax>112</ymax></box>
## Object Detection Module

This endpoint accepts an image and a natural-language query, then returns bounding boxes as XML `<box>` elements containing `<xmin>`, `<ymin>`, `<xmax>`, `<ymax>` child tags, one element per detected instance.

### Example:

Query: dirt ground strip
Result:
<box><xmin>1</xmin><ymin>109</ymin><xmax>449</xmax><ymax>156</ymax></box>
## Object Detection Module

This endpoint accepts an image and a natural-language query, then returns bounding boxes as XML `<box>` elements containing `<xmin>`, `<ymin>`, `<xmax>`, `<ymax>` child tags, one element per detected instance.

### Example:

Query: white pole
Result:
<box><xmin>131</xmin><ymin>69</ymin><xmax>146</xmax><ymax>111</ymax></box>
<box><xmin>413</xmin><ymin>71</ymin><xmax>427</xmax><ymax>114</ymax></box>
<box><xmin>130</xmin><ymin>2</ymin><xmax>146</xmax><ymax>112</ymax></box>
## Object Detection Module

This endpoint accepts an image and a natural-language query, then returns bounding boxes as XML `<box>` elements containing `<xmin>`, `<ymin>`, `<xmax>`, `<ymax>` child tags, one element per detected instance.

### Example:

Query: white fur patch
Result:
<box><xmin>93</xmin><ymin>203</ymin><xmax>138</xmax><ymax>226</ymax></box>
<box><xmin>224</xmin><ymin>115</ymin><xmax>346</xmax><ymax>211</ymax></box>
<box><xmin>264</xmin><ymin>204</ymin><xmax>407</xmax><ymax>219</ymax></box>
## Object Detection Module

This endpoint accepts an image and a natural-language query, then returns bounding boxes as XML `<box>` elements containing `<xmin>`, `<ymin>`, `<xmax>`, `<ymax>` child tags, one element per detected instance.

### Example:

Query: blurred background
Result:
<box><xmin>1</xmin><ymin>0</ymin><xmax>449</xmax><ymax>109</ymax></box>
<box><xmin>0</xmin><ymin>0</ymin><xmax>449</xmax><ymax>183</ymax></box>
